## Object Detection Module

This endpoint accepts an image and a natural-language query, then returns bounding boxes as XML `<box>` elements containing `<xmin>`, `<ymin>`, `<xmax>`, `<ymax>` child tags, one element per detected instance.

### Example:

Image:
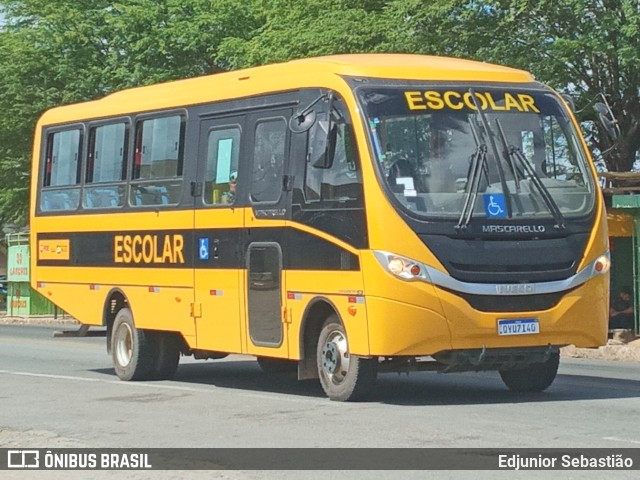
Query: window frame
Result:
<box><xmin>249</xmin><ymin>116</ymin><xmax>289</xmax><ymax>206</ymax></box>
<box><xmin>39</xmin><ymin>124</ymin><xmax>85</xmax><ymax>213</ymax></box>
<box><xmin>129</xmin><ymin>111</ymin><xmax>187</xmax><ymax>208</ymax></box>
<box><xmin>79</xmin><ymin>119</ymin><xmax>131</xmax><ymax>211</ymax></box>
<box><xmin>85</xmin><ymin>119</ymin><xmax>130</xmax><ymax>185</ymax></box>
<box><xmin>132</xmin><ymin>113</ymin><xmax>186</xmax><ymax>181</ymax></box>
<box><xmin>301</xmin><ymin>96</ymin><xmax>364</xmax><ymax>210</ymax></box>
<box><xmin>202</xmin><ymin>124</ymin><xmax>242</xmax><ymax>207</ymax></box>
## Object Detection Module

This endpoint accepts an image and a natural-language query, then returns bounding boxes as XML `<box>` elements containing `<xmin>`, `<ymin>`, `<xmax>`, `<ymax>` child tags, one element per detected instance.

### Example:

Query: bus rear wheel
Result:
<box><xmin>316</xmin><ymin>316</ymin><xmax>377</xmax><ymax>401</ymax></box>
<box><xmin>111</xmin><ymin>308</ymin><xmax>155</xmax><ymax>381</ymax></box>
<box><xmin>499</xmin><ymin>351</ymin><xmax>560</xmax><ymax>393</ymax></box>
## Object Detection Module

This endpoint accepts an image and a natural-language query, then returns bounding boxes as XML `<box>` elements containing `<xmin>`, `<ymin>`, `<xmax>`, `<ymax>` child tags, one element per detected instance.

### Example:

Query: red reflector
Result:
<box><xmin>287</xmin><ymin>292</ymin><xmax>295</xmax><ymax>299</ymax></box>
<box><xmin>348</xmin><ymin>296</ymin><xmax>356</xmax><ymax>303</ymax></box>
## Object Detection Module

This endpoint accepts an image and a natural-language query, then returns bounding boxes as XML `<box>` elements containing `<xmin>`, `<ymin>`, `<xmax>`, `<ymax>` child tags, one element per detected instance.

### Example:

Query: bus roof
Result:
<box><xmin>38</xmin><ymin>54</ymin><xmax>537</xmax><ymax>126</ymax></box>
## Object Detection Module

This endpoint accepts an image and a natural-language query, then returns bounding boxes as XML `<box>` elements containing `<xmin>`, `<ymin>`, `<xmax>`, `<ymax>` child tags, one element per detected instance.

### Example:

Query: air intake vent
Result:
<box><xmin>450</xmin><ymin>261</ymin><xmax>574</xmax><ymax>274</ymax></box>
<box><xmin>457</xmin><ymin>291</ymin><xmax>567</xmax><ymax>312</ymax></box>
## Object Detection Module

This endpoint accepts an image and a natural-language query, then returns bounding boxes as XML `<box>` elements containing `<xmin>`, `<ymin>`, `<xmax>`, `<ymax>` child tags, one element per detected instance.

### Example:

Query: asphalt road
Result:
<box><xmin>1</xmin><ymin>323</ymin><xmax>640</xmax><ymax>479</ymax></box>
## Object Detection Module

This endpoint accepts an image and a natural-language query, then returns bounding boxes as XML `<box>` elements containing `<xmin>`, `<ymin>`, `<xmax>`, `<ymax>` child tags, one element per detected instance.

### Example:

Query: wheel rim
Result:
<box><xmin>115</xmin><ymin>322</ymin><xmax>133</xmax><ymax>367</ymax></box>
<box><xmin>321</xmin><ymin>330</ymin><xmax>350</xmax><ymax>385</ymax></box>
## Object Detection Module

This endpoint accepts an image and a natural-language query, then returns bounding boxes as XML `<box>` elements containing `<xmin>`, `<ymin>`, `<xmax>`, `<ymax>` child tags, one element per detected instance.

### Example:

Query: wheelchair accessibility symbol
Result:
<box><xmin>483</xmin><ymin>194</ymin><xmax>507</xmax><ymax>218</ymax></box>
<box><xmin>199</xmin><ymin>238</ymin><xmax>209</xmax><ymax>260</ymax></box>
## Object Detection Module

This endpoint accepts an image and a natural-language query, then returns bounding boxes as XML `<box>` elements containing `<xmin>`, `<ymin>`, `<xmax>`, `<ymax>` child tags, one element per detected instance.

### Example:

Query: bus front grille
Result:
<box><xmin>456</xmin><ymin>291</ymin><xmax>567</xmax><ymax>312</ymax></box>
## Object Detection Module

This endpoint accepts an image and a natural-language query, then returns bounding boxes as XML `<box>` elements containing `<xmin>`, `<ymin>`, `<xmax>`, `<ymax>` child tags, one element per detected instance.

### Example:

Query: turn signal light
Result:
<box><xmin>594</xmin><ymin>254</ymin><xmax>610</xmax><ymax>274</ymax></box>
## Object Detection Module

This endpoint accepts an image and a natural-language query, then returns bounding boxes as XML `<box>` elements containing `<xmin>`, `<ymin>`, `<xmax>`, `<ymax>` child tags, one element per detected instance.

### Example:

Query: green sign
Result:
<box><xmin>8</xmin><ymin>287</ymin><xmax>30</xmax><ymax>316</ymax></box>
<box><xmin>7</xmin><ymin>245</ymin><xmax>30</xmax><ymax>282</ymax></box>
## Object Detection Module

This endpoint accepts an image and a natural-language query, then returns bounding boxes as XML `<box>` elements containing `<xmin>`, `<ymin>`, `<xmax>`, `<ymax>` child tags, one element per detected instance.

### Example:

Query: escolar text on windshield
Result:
<box><xmin>404</xmin><ymin>90</ymin><xmax>540</xmax><ymax>113</ymax></box>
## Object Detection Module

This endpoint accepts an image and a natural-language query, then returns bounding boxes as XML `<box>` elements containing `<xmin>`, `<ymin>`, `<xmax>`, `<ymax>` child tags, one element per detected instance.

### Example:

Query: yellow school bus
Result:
<box><xmin>30</xmin><ymin>54</ymin><xmax>610</xmax><ymax>401</ymax></box>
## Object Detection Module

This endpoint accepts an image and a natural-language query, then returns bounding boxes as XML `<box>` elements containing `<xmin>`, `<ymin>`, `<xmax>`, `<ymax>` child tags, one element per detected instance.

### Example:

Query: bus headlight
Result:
<box><xmin>593</xmin><ymin>254</ymin><xmax>610</xmax><ymax>274</ymax></box>
<box><xmin>374</xmin><ymin>251</ymin><xmax>430</xmax><ymax>282</ymax></box>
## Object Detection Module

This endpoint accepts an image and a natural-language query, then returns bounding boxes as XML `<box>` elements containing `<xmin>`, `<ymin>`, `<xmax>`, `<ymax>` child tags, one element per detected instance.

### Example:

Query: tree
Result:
<box><xmin>379</xmin><ymin>0</ymin><xmax>640</xmax><ymax>171</ymax></box>
<box><xmin>0</xmin><ymin>0</ymin><xmax>258</xmax><ymax>228</ymax></box>
<box><xmin>497</xmin><ymin>0</ymin><xmax>640</xmax><ymax>173</ymax></box>
<box><xmin>217</xmin><ymin>0</ymin><xmax>389</xmax><ymax>69</ymax></box>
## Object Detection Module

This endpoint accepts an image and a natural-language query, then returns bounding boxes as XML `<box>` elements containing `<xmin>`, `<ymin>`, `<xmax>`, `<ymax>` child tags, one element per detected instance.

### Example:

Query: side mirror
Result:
<box><xmin>594</xmin><ymin>101</ymin><xmax>620</xmax><ymax>141</ymax></box>
<box><xmin>289</xmin><ymin>108</ymin><xmax>317</xmax><ymax>133</ymax></box>
<box><xmin>307</xmin><ymin>92</ymin><xmax>341</xmax><ymax>169</ymax></box>
<box><xmin>289</xmin><ymin>92</ymin><xmax>328</xmax><ymax>134</ymax></box>
<box><xmin>309</xmin><ymin>116</ymin><xmax>338</xmax><ymax>169</ymax></box>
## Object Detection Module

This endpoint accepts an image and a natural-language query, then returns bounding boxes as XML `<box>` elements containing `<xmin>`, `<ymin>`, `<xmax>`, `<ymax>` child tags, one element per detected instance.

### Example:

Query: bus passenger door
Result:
<box><xmin>243</xmin><ymin>108</ymin><xmax>293</xmax><ymax>358</ymax></box>
<box><xmin>193</xmin><ymin>115</ymin><xmax>245</xmax><ymax>353</ymax></box>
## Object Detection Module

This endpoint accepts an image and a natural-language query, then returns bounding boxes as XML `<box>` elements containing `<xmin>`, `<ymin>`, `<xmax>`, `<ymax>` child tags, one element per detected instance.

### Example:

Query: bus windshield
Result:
<box><xmin>357</xmin><ymin>85</ymin><xmax>595</xmax><ymax>221</ymax></box>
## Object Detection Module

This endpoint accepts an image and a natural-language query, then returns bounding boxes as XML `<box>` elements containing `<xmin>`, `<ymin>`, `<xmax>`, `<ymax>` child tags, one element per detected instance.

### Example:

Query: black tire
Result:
<box><xmin>316</xmin><ymin>315</ymin><xmax>377</xmax><ymax>401</ymax></box>
<box><xmin>151</xmin><ymin>332</ymin><xmax>181</xmax><ymax>380</ymax></box>
<box><xmin>257</xmin><ymin>357</ymin><xmax>298</xmax><ymax>375</ymax></box>
<box><xmin>499</xmin><ymin>351</ymin><xmax>560</xmax><ymax>393</ymax></box>
<box><xmin>111</xmin><ymin>308</ymin><xmax>155</xmax><ymax>381</ymax></box>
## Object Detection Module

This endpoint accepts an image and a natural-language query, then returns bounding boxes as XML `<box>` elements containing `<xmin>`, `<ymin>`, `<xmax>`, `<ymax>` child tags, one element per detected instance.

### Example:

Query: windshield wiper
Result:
<box><xmin>456</xmin><ymin>118</ymin><xmax>489</xmax><ymax>230</ymax></box>
<box><xmin>456</xmin><ymin>144</ymin><xmax>488</xmax><ymax>230</ymax></box>
<box><xmin>494</xmin><ymin>118</ymin><xmax>566</xmax><ymax>230</ymax></box>
<box><xmin>467</xmin><ymin>89</ymin><xmax>513</xmax><ymax>217</ymax></box>
<box><xmin>456</xmin><ymin>91</ymin><xmax>512</xmax><ymax>231</ymax></box>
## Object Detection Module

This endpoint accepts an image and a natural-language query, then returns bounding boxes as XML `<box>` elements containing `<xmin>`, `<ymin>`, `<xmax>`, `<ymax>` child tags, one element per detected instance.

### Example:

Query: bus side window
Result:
<box><xmin>129</xmin><ymin>114</ymin><xmax>185</xmax><ymax>207</ymax></box>
<box><xmin>251</xmin><ymin>119</ymin><xmax>287</xmax><ymax>204</ymax></box>
<box><xmin>304</xmin><ymin>115</ymin><xmax>363</xmax><ymax>207</ymax></box>
<box><xmin>82</xmin><ymin>122</ymin><xmax>128</xmax><ymax>209</ymax></box>
<box><xmin>40</xmin><ymin>128</ymin><xmax>82</xmax><ymax>212</ymax></box>
<box><xmin>203</xmin><ymin>126</ymin><xmax>241</xmax><ymax>205</ymax></box>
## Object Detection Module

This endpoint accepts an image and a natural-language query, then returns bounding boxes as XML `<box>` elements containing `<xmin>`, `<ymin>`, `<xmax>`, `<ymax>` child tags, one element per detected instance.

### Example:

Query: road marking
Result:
<box><xmin>0</xmin><ymin>369</ymin><xmax>336</xmax><ymax>406</ymax></box>
<box><xmin>0</xmin><ymin>336</ymin><xmax>103</xmax><ymax>350</ymax></box>
<box><xmin>0</xmin><ymin>370</ymin><xmax>102</xmax><ymax>382</ymax></box>
<box><xmin>602</xmin><ymin>436</ymin><xmax>640</xmax><ymax>445</ymax></box>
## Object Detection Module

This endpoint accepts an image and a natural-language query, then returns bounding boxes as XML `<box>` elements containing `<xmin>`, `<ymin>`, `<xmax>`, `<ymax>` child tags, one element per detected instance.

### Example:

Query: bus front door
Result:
<box><xmin>243</xmin><ymin>108</ymin><xmax>293</xmax><ymax>358</ymax></box>
<box><xmin>193</xmin><ymin>115</ymin><xmax>245</xmax><ymax>354</ymax></box>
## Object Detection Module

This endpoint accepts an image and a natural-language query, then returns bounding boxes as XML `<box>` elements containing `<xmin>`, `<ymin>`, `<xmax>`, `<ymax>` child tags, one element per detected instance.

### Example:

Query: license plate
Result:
<box><xmin>497</xmin><ymin>318</ymin><xmax>539</xmax><ymax>336</ymax></box>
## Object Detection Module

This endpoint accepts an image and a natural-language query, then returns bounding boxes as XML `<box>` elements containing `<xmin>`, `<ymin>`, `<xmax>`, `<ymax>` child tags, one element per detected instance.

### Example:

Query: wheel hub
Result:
<box><xmin>322</xmin><ymin>342</ymin><xmax>339</xmax><ymax>374</ymax></box>
<box><xmin>321</xmin><ymin>330</ymin><xmax>350</xmax><ymax>384</ymax></box>
<box><xmin>115</xmin><ymin>323</ymin><xmax>133</xmax><ymax>367</ymax></box>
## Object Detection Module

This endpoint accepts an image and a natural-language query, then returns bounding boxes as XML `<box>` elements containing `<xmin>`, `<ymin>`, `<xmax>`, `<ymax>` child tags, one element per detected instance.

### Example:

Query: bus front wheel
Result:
<box><xmin>316</xmin><ymin>316</ymin><xmax>377</xmax><ymax>401</ymax></box>
<box><xmin>499</xmin><ymin>351</ymin><xmax>560</xmax><ymax>393</ymax></box>
<box><xmin>111</xmin><ymin>308</ymin><xmax>155</xmax><ymax>381</ymax></box>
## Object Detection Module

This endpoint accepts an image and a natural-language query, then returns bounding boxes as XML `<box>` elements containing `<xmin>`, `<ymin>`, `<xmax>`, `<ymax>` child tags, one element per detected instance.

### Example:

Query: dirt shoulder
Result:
<box><xmin>561</xmin><ymin>337</ymin><xmax>640</xmax><ymax>363</ymax></box>
<box><xmin>0</xmin><ymin>314</ymin><xmax>79</xmax><ymax>326</ymax></box>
